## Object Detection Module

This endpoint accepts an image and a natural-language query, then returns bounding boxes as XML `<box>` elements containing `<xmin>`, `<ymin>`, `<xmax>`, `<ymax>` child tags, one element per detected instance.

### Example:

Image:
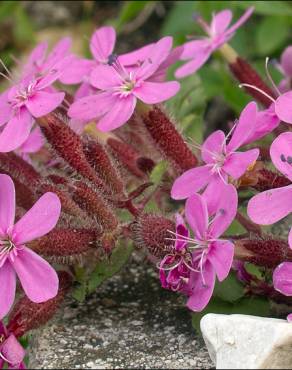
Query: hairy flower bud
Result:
<box><xmin>83</xmin><ymin>138</ymin><xmax>125</xmax><ymax>197</ymax></box>
<box><xmin>235</xmin><ymin>237</ymin><xmax>292</xmax><ymax>268</ymax></box>
<box><xmin>37</xmin><ymin>112</ymin><xmax>105</xmax><ymax>188</ymax></box>
<box><xmin>29</xmin><ymin>228</ymin><xmax>101</xmax><ymax>258</ymax></box>
<box><xmin>107</xmin><ymin>137</ymin><xmax>146</xmax><ymax>179</ymax></box>
<box><xmin>229</xmin><ymin>57</ymin><xmax>275</xmax><ymax>107</ymax></box>
<box><xmin>253</xmin><ymin>168</ymin><xmax>291</xmax><ymax>192</ymax></box>
<box><xmin>7</xmin><ymin>272</ymin><xmax>72</xmax><ymax>338</ymax></box>
<box><xmin>71</xmin><ymin>181</ymin><xmax>118</xmax><ymax>231</ymax></box>
<box><xmin>140</xmin><ymin>106</ymin><xmax>198</xmax><ymax>174</ymax></box>
<box><xmin>131</xmin><ymin>213</ymin><xmax>175</xmax><ymax>258</ymax></box>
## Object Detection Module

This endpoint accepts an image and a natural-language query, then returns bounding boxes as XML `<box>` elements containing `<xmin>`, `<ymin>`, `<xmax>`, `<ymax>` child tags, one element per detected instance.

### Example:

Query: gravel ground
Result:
<box><xmin>29</xmin><ymin>257</ymin><xmax>213</xmax><ymax>369</ymax></box>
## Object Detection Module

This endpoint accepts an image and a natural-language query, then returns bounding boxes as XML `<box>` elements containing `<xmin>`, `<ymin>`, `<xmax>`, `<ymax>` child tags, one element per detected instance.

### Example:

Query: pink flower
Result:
<box><xmin>276</xmin><ymin>46</ymin><xmax>292</xmax><ymax>93</ymax></box>
<box><xmin>21</xmin><ymin>37</ymin><xmax>72</xmax><ymax>78</ymax></box>
<box><xmin>0</xmin><ymin>174</ymin><xmax>61</xmax><ymax>319</ymax></box>
<box><xmin>68</xmin><ymin>37</ymin><xmax>180</xmax><ymax>132</ymax></box>
<box><xmin>0</xmin><ymin>322</ymin><xmax>25</xmax><ymax>369</ymax></box>
<box><xmin>248</xmin><ymin>132</ymin><xmax>292</xmax><ymax>248</ymax></box>
<box><xmin>0</xmin><ymin>57</ymin><xmax>69</xmax><ymax>152</ymax></box>
<box><xmin>183</xmin><ymin>185</ymin><xmax>237</xmax><ymax>311</ymax></box>
<box><xmin>171</xmin><ymin>102</ymin><xmax>259</xmax><ymax>200</ymax></box>
<box><xmin>15</xmin><ymin>127</ymin><xmax>44</xmax><ymax>163</ymax></box>
<box><xmin>175</xmin><ymin>7</ymin><xmax>254</xmax><ymax>78</ymax></box>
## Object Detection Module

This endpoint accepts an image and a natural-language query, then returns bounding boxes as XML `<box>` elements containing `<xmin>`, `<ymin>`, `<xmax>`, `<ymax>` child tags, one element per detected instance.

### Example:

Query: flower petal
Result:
<box><xmin>25</xmin><ymin>91</ymin><xmax>65</xmax><ymax>118</ymax></box>
<box><xmin>179</xmin><ymin>39</ymin><xmax>210</xmax><ymax>60</ymax></box>
<box><xmin>208</xmin><ymin>240</ymin><xmax>234</xmax><ymax>281</ymax></box>
<box><xmin>223</xmin><ymin>149</ymin><xmax>259</xmax><ymax>179</ymax></box>
<box><xmin>90</xmin><ymin>26</ymin><xmax>116</xmax><ymax>62</ymax></box>
<box><xmin>18</xmin><ymin>127</ymin><xmax>44</xmax><ymax>154</ymax></box>
<box><xmin>208</xmin><ymin>183</ymin><xmax>238</xmax><ymax>238</ymax></box>
<box><xmin>0</xmin><ymin>174</ymin><xmax>15</xmax><ymax>233</ymax></box>
<box><xmin>0</xmin><ymin>261</ymin><xmax>16</xmax><ymax>319</ymax></box>
<box><xmin>175</xmin><ymin>213</ymin><xmax>189</xmax><ymax>251</ymax></box>
<box><xmin>1</xmin><ymin>334</ymin><xmax>25</xmax><ymax>367</ymax></box>
<box><xmin>0</xmin><ymin>108</ymin><xmax>34</xmax><ymax>152</ymax></box>
<box><xmin>227</xmin><ymin>101</ymin><xmax>257</xmax><ymax>152</ymax></box>
<box><xmin>175</xmin><ymin>50</ymin><xmax>211</xmax><ymax>78</ymax></box>
<box><xmin>275</xmin><ymin>91</ymin><xmax>292</xmax><ymax>124</ymax></box>
<box><xmin>289</xmin><ymin>227</ymin><xmax>292</xmax><ymax>249</ymax></box>
<box><xmin>0</xmin><ymin>90</ymin><xmax>12</xmax><ymax>126</ymax></box>
<box><xmin>185</xmin><ymin>193</ymin><xmax>208</xmax><ymax>240</ymax></box>
<box><xmin>60</xmin><ymin>58</ymin><xmax>95</xmax><ymax>84</ymax></box>
<box><xmin>171</xmin><ymin>165</ymin><xmax>212</xmax><ymax>200</ymax></box>
<box><xmin>22</xmin><ymin>41</ymin><xmax>48</xmax><ymax>76</ymax></box>
<box><xmin>273</xmin><ymin>262</ymin><xmax>292</xmax><ymax>296</ymax></box>
<box><xmin>135</xmin><ymin>37</ymin><xmax>173</xmax><ymax>80</ymax></box>
<box><xmin>13</xmin><ymin>192</ymin><xmax>61</xmax><ymax>245</ymax></box>
<box><xmin>247</xmin><ymin>185</ymin><xmax>292</xmax><ymax>225</ymax></box>
<box><xmin>97</xmin><ymin>95</ymin><xmax>136</xmax><ymax>132</ymax></box>
<box><xmin>186</xmin><ymin>260</ymin><xmax>215</xmax><ymax>312</ymax></box>
<box><xmin>43</xmin><ymin>37</ymin><xmax>72</xmax><ymax>71</ymax></box>
<box><xmin>211</xmin><ymin>10</ymin><xmax>233</xmax><ymax>35</ymax></box>
<box><xmin>90</xmin><ymin>64</ymin><xmax>122</xmax><ymax>89</ymax></box>
<box><xmin>270</xmin><ymin>132</ymin><xmax>292</xmax><ymax>181</ymax></box>
<box><xmin>12</xmin><ymin>247</ymin><xmax>58</xmax><ymax>303</ymax></box>
<box><xmin>68</xmin><ymin>93</ymin><xmax>115</xmax><ymax>122</ymax></box>
<box><xmin>225</xmin><ymin>7</ymin><xmax>254</xmax><ymax>37</ymax></box>
<box><xmin>281</xmin><ymin>46</ymin><xmax>292</xmax><ymax>77</ymax></box>
<box><xmin>119</xmin><ymin>43</ymin><xmax>154</xmax><ymax>66</ymax></box>
<box><xmin>36</xmin><ymin>56</ymin><xmax>72</xmax><ymax>90</ymax></box>
<box><xmin>134</xmin><ymin>81</ymin><xmax>180</xmax><ymax>104</ymax></box>
<box><xmin>202</xmin><ymin>130</ymin><xmax>225</xmax><ymax>164</ymax></box>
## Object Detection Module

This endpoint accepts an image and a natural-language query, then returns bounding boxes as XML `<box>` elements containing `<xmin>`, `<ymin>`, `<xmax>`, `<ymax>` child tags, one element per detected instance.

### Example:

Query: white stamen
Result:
<box><xmin>239</xmin><ymin>83</ymin><xmax>276</xmax><ymax>103</ymax></box>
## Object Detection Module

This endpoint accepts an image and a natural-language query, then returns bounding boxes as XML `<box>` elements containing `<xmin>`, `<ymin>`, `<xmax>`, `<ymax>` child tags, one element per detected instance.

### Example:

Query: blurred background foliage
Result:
<box><xmin>1</xmin><ymin>0</ymin><xmax>290</xmax><ymax>142</ymax></box>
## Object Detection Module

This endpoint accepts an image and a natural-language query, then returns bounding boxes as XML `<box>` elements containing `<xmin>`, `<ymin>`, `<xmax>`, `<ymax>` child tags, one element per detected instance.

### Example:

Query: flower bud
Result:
<box><xmin>140</xmin><ymin>106</ymin><xmax>198</xmax><ymax>174</ymax></box>
<box><xmin>7</xmin><ymin>272</ymin><xmax>72</xmax><ymax>338</ymax></box>
<box><xmin>131</xmin><ymin>213</ymin><xmax>175</xmax><ymax>258</ymax></box>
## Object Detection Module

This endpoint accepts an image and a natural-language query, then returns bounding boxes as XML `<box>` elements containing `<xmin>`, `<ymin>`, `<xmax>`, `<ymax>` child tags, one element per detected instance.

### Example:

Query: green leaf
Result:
<box><xmin>114</xmin><ymin>1</ymin><xmax>151</xmax><ymax>31</ymax></box>
<box><xmin>13</xmin><ymin>5</ymin><xmax>35</xmax><ymax>45</ymax></box>
<box><xmin>192</xmin><ymin>296</ymin><xmax>270</xmax><ymax>334</ymax></box>
<box><xmin>72</xmin><ymin>283</ymin><xmax>87</xmax><ymax>302</ymax></box>
<box><xmin>213</xmin><ymin>271</ymin><xmax>245</xmax><ymax>303</ymax></box>
<box><xmin>150</xmin><ymin>160</ymin><xmax>168</xmax><ymax>186</ymax></box>
<box><xmin>0</xmin><ymin>1</ymin><xmax>18</xmax><ymax>22</ymax></box>
<box><xmin>235</xmin><ymin>1</ymin><xmax>292</xmax><ymax>16</ymax></box>
<box><xmin>87</xmin><ymin>242</ymin><xmax>133</xmax><ymax>294</ymax></box>
<box><xmin>255</xmin><ymin>17</ymin><xmax>290</xmax><ymax>55</ymax></box>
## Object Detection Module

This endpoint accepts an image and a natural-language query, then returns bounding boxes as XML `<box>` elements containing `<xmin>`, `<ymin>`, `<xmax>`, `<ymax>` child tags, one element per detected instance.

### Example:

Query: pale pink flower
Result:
<box><xmin>0</xmin><ymin>57</ymin><xmax>69</xmax><ymax>152</ymax></box>
<box><xmin>68</xmin><ymin>37</ymin><xmax>180</xmax><ymax>132</ymax></box>
<box><xmin>175</xmin><ymin>7</ymin><xmax>254</xmax><ymax>78</ymax></box>
<box><xmin>248</xmin><ymin>132</ymin><xmax>292</xmax><ymax>248</ymax></box>
<box><xmin>15</xmin><ymin>127</ymin><xmax>44</xmax><ymax>163</ymax></box>
<box><xmin>0</xmin><ymin>174</ymin><xmax>61</xmax><ymax>319</ymax></box>
<box><xmin>184</xmin><ymin>184</ymin><xmax>237</xmax><ymax>311</ymax></box>
<box><xmin>171</xmin><ymin>102</ymin><xmax>259</xmax><ymax>200</ymax></box>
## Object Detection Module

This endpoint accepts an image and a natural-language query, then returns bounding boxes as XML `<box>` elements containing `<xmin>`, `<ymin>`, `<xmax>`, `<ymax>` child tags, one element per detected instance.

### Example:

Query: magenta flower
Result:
<box><xmin>183</xmin><ymin>184</ymin><xmax>237</xmax><ymax>311</ymax></box>
<box><xmin>171</xmin><ymin>102</ymin><xmax>259</xmax><ymax>200</ymax></box>
<box><xmin>175</xmin><ymin>7</ymin><xmax>254</xmax><ymax>78</ymax></box>
<box><xmin>0</xmin><ymin>56</ymin><xmax>69</xmax><ymax>152</ymax></box>
<box><xmin>159</xmin><ymin>214</ymin><xmax>193</xmax><ymax>293</ymax></box>
<box><xmin>0</xmin><ymin>323</ymin><xmax>25</xmax><ymax>369</ymax></box>
<box><xmin>68</xmin><ymin>37</ymin><xmax>180</xmax><ymax>132</ymax></box>
<box><xmin>0</xmin><ymin>174</ymin><xmax>61</xmax><ymax>319</ymax></box>
<box><xmin>21</xmin><ymin>37</ymin><xmax>72</xmax><ymax>78</ymax></box>
<box><xmin>248</xmin><ymin>132</ymin><xmax>292</xmax><ymax>249</ymax></box>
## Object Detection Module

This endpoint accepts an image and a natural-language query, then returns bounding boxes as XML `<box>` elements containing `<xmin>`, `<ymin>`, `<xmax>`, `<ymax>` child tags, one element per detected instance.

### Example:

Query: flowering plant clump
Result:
<box><xmin>1</xmin><ymin>4</ymin><xmax>292</xmax><ymax>366</ymax></box>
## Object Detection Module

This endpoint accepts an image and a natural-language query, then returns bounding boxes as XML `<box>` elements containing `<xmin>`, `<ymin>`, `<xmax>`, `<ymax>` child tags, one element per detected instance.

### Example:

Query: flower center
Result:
<box><xmin>0</xmin><ymin>238</ymin><xmax>19</xmax><ymax>267</ymax></box>
<box><xmin>108</xmin><ymin>53</ymin><xmax>136</xmax><ymax>96</ymax></box>
<box><xmin>10</xmin><ymin>80</ymin><xmax>37</xmax><ymax>109</ymax></box>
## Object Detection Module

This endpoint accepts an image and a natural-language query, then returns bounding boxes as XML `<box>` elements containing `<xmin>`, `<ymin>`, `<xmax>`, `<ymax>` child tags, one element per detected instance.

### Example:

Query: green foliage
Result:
<box><xmin>72</xmin><ymin>242</ymin><xmax>134</xmax><ymax>302</ymax></box>
<box><xmin>213</xmin><ymin>272</ymin><xmax>245</xmax><ymax>303</ymax></box>
<box><xmin>192</xmin><ymin>296</ymin><xmax>271</xmax><ymax>334</ymax></box>
<box><xmin>150</xmin><ymin>160</ymin><xmax>169</xmax><ymax>185</ymax></box>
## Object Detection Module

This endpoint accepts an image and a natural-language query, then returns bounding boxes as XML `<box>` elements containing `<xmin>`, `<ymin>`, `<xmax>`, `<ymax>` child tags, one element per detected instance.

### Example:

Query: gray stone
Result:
<box><xmin>29</xmin><ymin>258</ymin><xmax>213</xmax><ymax>369</ymax></box>
<box><xmin>201</xmin><ymin>313</ymin><xmax>292</xmax><ymax>369</ymax></box>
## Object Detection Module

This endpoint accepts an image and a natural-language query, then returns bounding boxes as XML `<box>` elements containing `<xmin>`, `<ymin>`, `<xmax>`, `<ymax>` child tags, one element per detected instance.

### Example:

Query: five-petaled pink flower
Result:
<box><xmin>0</xmin><ymin>322</ymin><xmax>26</xmax><ymax>369</ymax></box>
<box><xmin>248</xmin><ymin>132</ymin><xmax>292</xmax><ymax>297</ymax></box>
<box><xmin>175</xmin><ymin>7</ymin><xmax>254</xmax><ymax>78</ymax></box>
<box><xmin>0</xmin><ymin>174</ymin><xmax>61</xmax><ymax>319</ymax></box>
<box><xmin>0</xmin><ymin>57</ymin><xmax>69</xmax><ymax>152</ymax></box>
<box><xmin>68</xmin><ymin>37</ymin><xmax>180</xmax><ymax>132</ymax></box>
<box><xmin>175</xmin><ymin>184</ymin><xmax>237</xmax><ymax>311</ymax></box>
<box><xmin>171</xmin><ymin>102</ymin><xmax>259</xmax><ymax>201</ymax></box>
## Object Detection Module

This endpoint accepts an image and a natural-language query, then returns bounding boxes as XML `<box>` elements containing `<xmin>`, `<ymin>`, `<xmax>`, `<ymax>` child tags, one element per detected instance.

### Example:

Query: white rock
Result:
<box><xmin>200</xmin><ymin>313</ymin><xmax>292</xmax><ymax>369</ymax></box>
